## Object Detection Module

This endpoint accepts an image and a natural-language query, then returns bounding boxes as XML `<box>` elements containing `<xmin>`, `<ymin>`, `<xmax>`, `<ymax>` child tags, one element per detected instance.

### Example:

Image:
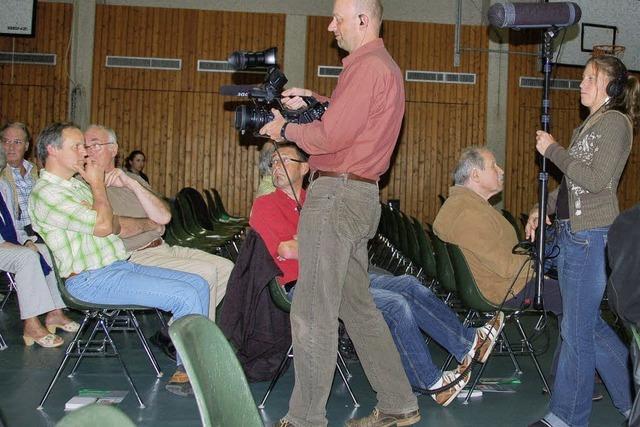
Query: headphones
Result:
<box><xmin>606</xmin><ymin>56</ymin><xmax>628</xmax><ymax>98</ymax></box>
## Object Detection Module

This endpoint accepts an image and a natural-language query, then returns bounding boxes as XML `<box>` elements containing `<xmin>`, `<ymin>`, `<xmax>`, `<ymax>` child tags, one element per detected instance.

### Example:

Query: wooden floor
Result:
<box><xmin>0</xmin><ymin>285</ymin><xmax>628</xmax><ymax>427</ymax></box>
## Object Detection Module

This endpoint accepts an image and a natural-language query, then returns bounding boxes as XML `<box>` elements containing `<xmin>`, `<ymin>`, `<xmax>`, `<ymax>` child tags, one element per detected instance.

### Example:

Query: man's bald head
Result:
<box><xmin>356</xmin><ymin>0</ymin><xmax>383</xmax><ymax>23</ymax></box>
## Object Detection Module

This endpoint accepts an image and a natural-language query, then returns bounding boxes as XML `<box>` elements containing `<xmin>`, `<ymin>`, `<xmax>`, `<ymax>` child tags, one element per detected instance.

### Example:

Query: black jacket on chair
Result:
<box><xmin>218</xmin><ymin>229</ymin><xmax>291</xmax><ymax>382</ymax></box>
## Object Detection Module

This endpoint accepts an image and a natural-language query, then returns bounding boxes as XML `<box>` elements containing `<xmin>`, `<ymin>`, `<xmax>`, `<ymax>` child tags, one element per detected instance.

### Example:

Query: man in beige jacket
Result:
<box><xmin>433</xmin><ymin>146</ymin><xmax>561</xmax><ymax>314</ymax></box>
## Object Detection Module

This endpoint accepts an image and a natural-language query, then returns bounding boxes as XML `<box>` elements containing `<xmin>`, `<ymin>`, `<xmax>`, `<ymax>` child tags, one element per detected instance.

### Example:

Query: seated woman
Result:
<box><xmin>0</xmin><ymin>151</ymin><xmax>77</xmax><ymax>348</ymax></box>
<box><xmin>124</xmin><ymin>150</ymin><xmax>149</xmax><ymax>183</ymax></box>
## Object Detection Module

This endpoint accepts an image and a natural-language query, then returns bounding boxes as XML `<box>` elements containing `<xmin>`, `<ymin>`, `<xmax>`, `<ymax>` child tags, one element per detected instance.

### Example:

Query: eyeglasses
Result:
<box><xmin>84</xmin><ymin>142</ymin><xmax>114</xmax><ymax>151</ymax></box>
<box><xmin>1</xmin><ymin>139</ymin><xmax>25</xmax><ymax>146</ymax></box>
<box><xmin>269</xmin><ymin>157</ymin><xmax>306</xmax><ymax>168</ymax></box>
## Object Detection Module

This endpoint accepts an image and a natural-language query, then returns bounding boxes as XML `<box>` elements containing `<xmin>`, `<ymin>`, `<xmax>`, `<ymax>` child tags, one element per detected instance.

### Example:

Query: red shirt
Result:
<box><xmin>285</xmin><ymin>38</ymin><xmax>405</xmax><ymax>181</ymax></box>
<box><xmin>249</xmin><ymin>188</ymin><xmax>305</xmax><ymax>286</ymax></box>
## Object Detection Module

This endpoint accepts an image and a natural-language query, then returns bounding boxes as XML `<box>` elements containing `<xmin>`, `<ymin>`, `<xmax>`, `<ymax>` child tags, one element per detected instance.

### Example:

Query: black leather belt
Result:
<box><xmin>312</xmin><ymin>170</ymin><xmax>377</xmax><ymax>185</ymax></box>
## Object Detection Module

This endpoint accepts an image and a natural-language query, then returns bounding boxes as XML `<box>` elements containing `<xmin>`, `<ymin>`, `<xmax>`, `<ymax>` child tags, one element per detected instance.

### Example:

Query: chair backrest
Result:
<box><xmin>268</xmin><ymin>278</ymin><xmax>291</xmax><ymax>313</ymax></box>
<box><xmin>446</xmin><ymin>243</ymin><xmax>497</xmax><ymax>312</ymax></box>
<box><xmin>212</xmin><ymin>189</ymin><xmax>231</xmax><ymax>219</ymax></box>
<box><xmin>204</xmin><ymin>189</ymin><xmax>223</xmax><ymax>221</ymax></box>
<box><xmin>178</xmin><ymin>188</ymin><xmax>215</xmax><ymax>229</ymax></box>
<box><xmin>169</xmin><ymin>315</ymin><xmax>264</xmax><ymax>427</ymax></box>
<box><xmin>55</xmin><ymin>404</ymin><xmax>136</xmax><ymax>427</ymax></box>
<box><xmin>428</xmin><ymin>231</ymin><xmax>457</xmax><ymax>293</ymax></box>
<box><xmin>411</xmin><ymin>218</ymin><xmax>437</xmax><ymax>279</ymax></box>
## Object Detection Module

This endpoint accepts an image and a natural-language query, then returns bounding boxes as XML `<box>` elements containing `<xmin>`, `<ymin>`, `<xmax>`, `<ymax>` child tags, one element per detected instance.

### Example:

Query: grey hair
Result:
<box><xmin>37</xmin><ymin>122</ymin><xmax>80</xmax><ymax>165</ymax></box>
<box><xmin>0</xmin><ymin>121</ymin><xmax>31</xmax><ymax>144</ymax></box>
<box><xmin>85</xmin><ymin>124</ymin><xmax>118</xmax><ymax>144</ymax></box>
<box><xmin>452</xmin><ymin>146</ymin><xmax>488</xmax><ymax>185</ymax></box>
<box><xmin>258</xmin><ymin>141</ymin><xmax>276</xmax><ymax>177</ymax></box>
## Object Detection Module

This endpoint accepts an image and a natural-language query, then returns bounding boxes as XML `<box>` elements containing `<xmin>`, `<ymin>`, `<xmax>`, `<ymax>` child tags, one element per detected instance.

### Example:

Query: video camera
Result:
<box><xmin>220</xmin><ymin>47</ymin><xmax>329</xmax><ymax>135</ymax></box>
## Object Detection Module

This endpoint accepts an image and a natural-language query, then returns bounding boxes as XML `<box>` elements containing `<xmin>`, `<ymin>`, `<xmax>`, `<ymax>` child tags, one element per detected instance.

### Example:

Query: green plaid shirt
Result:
<box><xmin>28</xmin><ymin>170</ymin><xmax>128</xmax><ymax>277</ymax></box>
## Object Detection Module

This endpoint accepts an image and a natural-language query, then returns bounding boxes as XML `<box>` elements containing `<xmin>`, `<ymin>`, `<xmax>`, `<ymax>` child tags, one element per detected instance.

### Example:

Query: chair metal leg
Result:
<box><xmin>128</xmin><ymin>311</ymin><xmax>163</xmax><ymax>378</ymax></box>
<box><xmin>155</xmin><ymin>308</ymin><xmax>167</xmax><ymax>329</ymax></box>
<box><xmin>258</xmin><ymin>345</ymin><xmax>293</xmax><ymax>409</ymax></box>
<box><xmin>513</xmin><ymin>316</ymin><xmax>551</xmax><ymax>395</ymax></box>
<box><xmin>0</xmin><ymin>331</ymin><xmax>7</xmax><ymax>350</ymax></box>
<box><xmin>336</xmin><ymin>350</ymin><xmax>352</xmax><ymax>379</ymax></box>
<box><xmin>499</xmin><ymin>329</ymin><xmax>523</xmax><ymax>375</ymax></box>
<box><xmin>38</xmin><ymin>313</ymin><xmax>91</xmax><ymax>410</ymax></box>
<box><xmin>68</xmin><ymin>318</ymin><xmax>103</xmax><ymax>377</ymax></box>
<box><xmin>335</xmin><ymin>356</ymin><xmax>359</xmax><ymax>407</ymax></box>
<box><xmin>98</xmin><ymin>316</ymin><xmax>145</xmax><ymax>408</ymax></box>
<box><xmin>0</xmin><ymin>273</ymin><xmax>15</xmax><ymax>311</ymax></box>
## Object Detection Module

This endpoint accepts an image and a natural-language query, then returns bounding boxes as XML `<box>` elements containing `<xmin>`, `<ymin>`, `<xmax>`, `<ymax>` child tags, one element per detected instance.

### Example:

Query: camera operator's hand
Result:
<box><xmin>259</xmin><ymin>109</ymin><xmax>287</xmax><ymax>142</ymax></box>
<box><xmin>282</xmin><ymin>88</ymin><xmax>312</xmax><ymax>110</ymax></box>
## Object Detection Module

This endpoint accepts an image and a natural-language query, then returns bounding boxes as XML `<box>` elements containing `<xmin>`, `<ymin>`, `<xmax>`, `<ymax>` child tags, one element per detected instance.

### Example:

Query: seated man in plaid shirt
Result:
<box><xmin>28</xmin><ymin>122</ymin><xmax>209</xmax><ymax>397</ymax></box>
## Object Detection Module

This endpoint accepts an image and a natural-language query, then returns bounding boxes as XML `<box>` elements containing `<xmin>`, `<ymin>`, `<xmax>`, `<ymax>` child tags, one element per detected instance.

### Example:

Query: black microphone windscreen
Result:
<box><xmin>488</xmin><ymin>2</ymin><xmax>581</xmax><ymax>29</ymax></box>
<box><xmin>219</xmin><ymin>85</ymin><xmax>257</xmax><ymax>97</ymax></box>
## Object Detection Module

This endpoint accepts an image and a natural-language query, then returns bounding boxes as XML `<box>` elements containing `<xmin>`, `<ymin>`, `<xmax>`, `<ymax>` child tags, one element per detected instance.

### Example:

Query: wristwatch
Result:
<box><xmin>280</xmin><ymin>122</ymin><xmax>289</xmax><ymax>141</ymax></box>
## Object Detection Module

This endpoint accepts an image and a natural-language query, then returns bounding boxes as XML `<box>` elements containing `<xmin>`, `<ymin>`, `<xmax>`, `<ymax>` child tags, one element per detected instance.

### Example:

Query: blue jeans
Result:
<box><xmin>66</xmin><ymin>260</ymin><xmax>210</xmax><ymax>366</ymax></box>
<box><xmin>546</xmin><ymin>221</ymin><xmax>632</xmax><ymax>427</ymax></box>
<box><xmin>369</xmin><ymin>273</ymin><xmax>475</xmax><ymax>390</ymax></box>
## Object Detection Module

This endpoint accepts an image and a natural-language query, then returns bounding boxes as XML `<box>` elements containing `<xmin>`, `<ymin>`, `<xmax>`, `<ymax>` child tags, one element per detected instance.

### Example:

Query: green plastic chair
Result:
<box><xmin>55</xmin><ymin>404</ymin><xmax>136</xmax><ymax>427</ymax></box>
<box><xmin>428</xmin><ymin>232</ymin><xmax>457</xmax><ymax>295</ymax></box>
<box><xmin>258</xmin><ymin>279</ymin><xmax>358</xmax><ymax>409</ymax></box>
<box><xmin>411</xmin><ymin>218</ymin><xmax>438</xmax><ymax>283</ymax></box>
<box><xmin>166</xmin><ymin>200</ymin><xmax>228</xmax><ymax>251</ymax></box>
<box><xmin>446</xmin><ymin>242</ymin><xmax>551</xmax><ymax>403</ymax></box>
<box><xmin>169</xmin><ymin>315</ymin><xmax>264</xmax><ymax>427</ymax></box>
<box><xmin>38</xmin><ymin>246</ymin><xmax>164</xmax><ymax>410</ymax></box>
<box><xmin>210</xmin><ymin>188</ymin><xmax>248</xmax><ymax>224</ymax></box>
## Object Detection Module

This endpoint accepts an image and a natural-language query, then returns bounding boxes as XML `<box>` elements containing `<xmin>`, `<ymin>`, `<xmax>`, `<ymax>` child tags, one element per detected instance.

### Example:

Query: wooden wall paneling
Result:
<box><xmin>503</xmin><ymin>29</ymin><xmax>598</xmax><ymax>218</ymax></box>
<box><xmin>0</xmin><ymin>2</ymin><xmax>71</xmax><ymax>157</ymax></box>
<box><xmin>92</xmin><ymin>5</ymin><xmax>286</xmax><ymax>216</ymax></box>
<box><xmin>307</xmin><ymin>17</ymin><xmax>487</xmax><ymax>225</ymax></box>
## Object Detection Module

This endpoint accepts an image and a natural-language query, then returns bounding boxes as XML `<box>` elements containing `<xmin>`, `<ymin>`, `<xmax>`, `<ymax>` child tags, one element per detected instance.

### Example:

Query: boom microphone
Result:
<box><xmin>488</xmin><ymin>2</ymin><xmax>581</xmax><ymax>29</ymax></box>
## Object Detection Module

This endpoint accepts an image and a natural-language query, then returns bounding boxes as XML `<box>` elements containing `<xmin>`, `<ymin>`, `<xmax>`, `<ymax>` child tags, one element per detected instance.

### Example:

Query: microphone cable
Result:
<box><xmin>271</xmin><ymin>139</ymin><xmax>303</xmax><ymax>214</ymax></box>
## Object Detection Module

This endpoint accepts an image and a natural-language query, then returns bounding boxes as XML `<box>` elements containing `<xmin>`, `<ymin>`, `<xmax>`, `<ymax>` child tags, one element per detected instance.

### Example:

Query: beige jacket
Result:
<box><xmin>433</xmin><ymin>185</ymin><xmax>529</xmax><ymax>305</ymax></box>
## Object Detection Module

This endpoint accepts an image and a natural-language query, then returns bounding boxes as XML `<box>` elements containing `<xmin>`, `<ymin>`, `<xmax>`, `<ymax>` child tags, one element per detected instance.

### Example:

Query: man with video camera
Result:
<box><xmin>259</xmin><ymin>0</ymin><xmax>420</xmax><ymax>426</ymax></box>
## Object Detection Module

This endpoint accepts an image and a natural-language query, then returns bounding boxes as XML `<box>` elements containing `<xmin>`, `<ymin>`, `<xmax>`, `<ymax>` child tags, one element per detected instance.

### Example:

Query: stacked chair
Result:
<box><xmin>164</xmin><ymin>187</ymin><xmax>247</xmax><ymax>261</ymax></box>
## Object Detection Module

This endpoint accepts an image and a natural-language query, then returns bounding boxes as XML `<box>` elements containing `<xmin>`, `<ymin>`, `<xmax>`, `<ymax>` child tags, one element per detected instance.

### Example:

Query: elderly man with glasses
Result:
<box><xmin>83</xmin><ymin>124</ymin><xmax>233</xmax><ymax>379</ymax></box>
<box><xmin>1</xmin><ymin>122</ymin><xmax>39</xmax><ymax>237</ymax></box>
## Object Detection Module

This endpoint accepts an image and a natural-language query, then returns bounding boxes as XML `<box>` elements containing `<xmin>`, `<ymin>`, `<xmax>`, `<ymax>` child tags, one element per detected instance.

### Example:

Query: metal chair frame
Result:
<box><xmin>0</xmin><ymin>271</ymin><xmax>16</xmax><ymax>311</ymax></box>
<box><xmin>258</xmin><ymin>278</ymin><xmax>359</xmax><ymax>409</ymax></box>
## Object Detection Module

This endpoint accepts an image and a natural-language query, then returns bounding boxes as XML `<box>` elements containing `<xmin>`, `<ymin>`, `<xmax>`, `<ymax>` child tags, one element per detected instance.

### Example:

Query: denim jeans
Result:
<box><xmin>369</xmin><ymin>273</ymin><xmax>475</xmax><ymax>390</ymax></box>
<box><xmin>66</xmin><ymin>260</ymin><xmax>210</xmax><ymax>366</ymax></box>
<box><xmin>546</xmin><ymin>220</ymin><xmax>632</xmax><ymax>427</ymax></box>
<box><xmin>287</xmin><ymin>177</ymin><xmax>417</xmax><ymax>427</ymax></box>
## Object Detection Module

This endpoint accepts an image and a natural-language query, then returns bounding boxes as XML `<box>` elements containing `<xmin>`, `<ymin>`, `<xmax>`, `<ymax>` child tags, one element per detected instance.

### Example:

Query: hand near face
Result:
<box><xmin>76</xmin><ymin>158</ymin><xmax>105</xmax><ymax>188</ymax></box>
